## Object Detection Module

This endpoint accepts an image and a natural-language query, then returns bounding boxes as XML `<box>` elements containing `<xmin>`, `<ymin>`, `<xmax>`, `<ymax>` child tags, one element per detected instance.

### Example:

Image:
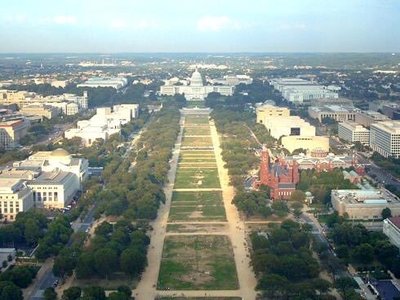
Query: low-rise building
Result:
<box><xmin>338</xmin><ymin>121</ymin><xmax>370</xmax><ymax>145</ymax></box>
<box><xmin>270</xmin><ymin>78</ymin><xmax>339</xmax><ymax>105</ymax></box>
<box><xmin>308</xmin><ymin>104</ymin><xmax>357</xmax><ymax>122</ymax></box>
<box><xmin>370</xmin><ymin>121</ymin><xmax>400</xmax><ymax>158</ymax></box>
<box><xmin>0</xmin><ymin>178</ymin><xmax>34</xmax><ymax>222</ymax></box>
<box><xmin>383</xmin><ymin>216</ymin><xmax>400</xmax><ymax>249</ymax></box>
<box><xmin>281</xmin><ymin>135</ymin><xmax>329</xmax><ymax>153</ymax></box>
<box><xmin>20</xmin><ymin>104</ymin><xmax>60</xmax><ymax>120</ymax></box>
<box><xmin>77</xmin><ymin>77</ymin><xmax>128</xmax><ymax>89</ymax></box>
<box><xmin>0</xmin><ymin>118</ymin><xmax>30</xmax><ymax>149</ymax></box>
<box><xmin>331</xmin><ymin>189</ymin><xmax>400</xmax><ymax>220</ymax></box>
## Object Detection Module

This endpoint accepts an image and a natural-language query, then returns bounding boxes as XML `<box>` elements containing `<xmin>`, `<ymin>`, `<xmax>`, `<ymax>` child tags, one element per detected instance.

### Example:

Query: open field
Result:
<box><xmin>167</xmin><ymin>223</ymin><xmax>228</xmax><ymax>233</ymax></box>
<box><xmin>184</xmin><ymin>126</ymin><xmax>211</xmax><ymax>135</ymax></box>
<box><xmin>158</xmin><ymin>235</ymin><xmax>238</xmax><ymax>290</ymax></box>
<box><xmin>181</xmin><ymin>136</ymin><xmax>213</xmax><ymax>147</ymax></box>
<box><xmin>174</xmin><ymin>168</ymin><xmax>220</xmax><ymax>189</ymax></box>
<box><xmin>172</xmin><ymin>191</ymin><xmax>223</xmax><ymax>203</ymax></box>
<box><xmin>168</xmin><ymin>204</ymin><xmax>226</xmax><ymax>222</ymax></box>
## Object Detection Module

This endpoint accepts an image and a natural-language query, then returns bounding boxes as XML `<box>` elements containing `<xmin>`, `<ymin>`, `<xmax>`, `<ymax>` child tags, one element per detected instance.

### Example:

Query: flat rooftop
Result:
<box><xmin>371</xmin><ymin>120</ymin><xmax>400</xmax><ymax>134</ymax></box>
<box><xmin>28</xmin><ymin>171</ymin><xmax>74</xmax><ymax>185</ymax></box>
<box><xmin>332</xmin><ymin>189</ymin><xmax>400</xmax><ymax>205</ymax></box>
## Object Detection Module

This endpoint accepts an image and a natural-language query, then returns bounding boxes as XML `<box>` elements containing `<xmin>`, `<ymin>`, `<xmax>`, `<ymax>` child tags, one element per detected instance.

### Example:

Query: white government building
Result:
<box><xmin>0</xmin><ymin>149</ymin><xmax>89</xmax><ymax>220</ymax></box>
<box><xmin>160</xmin><ymin>69</ymin><xmax>234</xmax><ymax>101</ymax></box>
<box><xmin>370</xmin><ymin>120</ymin><xmax>400</xmax><ymax>158</ymax></box>
<box><xmin>270</xmin><ymin>78</ymin><xmax>339</xmax><ymax>105</ymax></box>
<box><xmin>65</xmin><ymin>104</ymin><xmax>139</xmax><ymax>146</ymax></box>
<box><xmin>77</xmin><ymin>77</ymin><xmax>128</xmax><ymax>90</ymax></box>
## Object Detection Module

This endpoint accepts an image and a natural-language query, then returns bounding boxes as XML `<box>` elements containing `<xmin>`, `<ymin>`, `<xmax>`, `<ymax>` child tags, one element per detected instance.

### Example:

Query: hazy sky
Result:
<box><xmin>1</xmin><ymin>0</ymin><xmax>399</xmax><ymax>53</ymax></box>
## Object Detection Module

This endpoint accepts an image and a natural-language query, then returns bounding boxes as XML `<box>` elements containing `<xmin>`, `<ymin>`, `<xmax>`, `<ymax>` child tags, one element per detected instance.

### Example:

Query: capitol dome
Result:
<box><xmin>50</xmin><ymin>148</ymin><xmax>72</xmax><ymax>164</ymax></box>
<box><xmin>190</xmin><ymin>69</ymin><xmax>204</xmax><ymax>87</ymax></box>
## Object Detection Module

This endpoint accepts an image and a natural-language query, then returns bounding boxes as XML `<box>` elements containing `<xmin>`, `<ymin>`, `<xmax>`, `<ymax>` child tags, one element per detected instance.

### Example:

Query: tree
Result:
<box><xmin>120</xmin><ymin>247</ymin><xmax>146</xmax><ymax>277</ymax></box>
<box><xmin>0</xmin><ymin>281</ymin><xmax>23</xmax><ymax>300</ymax></box>
<box><xmin>382</xmin><ymin>207</ymin><xmax>392</xmax><ymax>219</ymax></box>
<box><xmin>43</xmin><ymin>287</ymin><xmax>57</xmax><ymax>300</ymax></box>
<box><xmin>257</xmin><ymin>274</ymin><xmax>289</xmax><ymax>298</ymax></box>
<box><xmin>62</xmin><ymin>287</ymin><xmax>81</xmax><ymax>300</ymax></box>
<box><xmin>352</xmin><ymin>243</ymin><xmax>374</xmax><ymax>264</ymax></box>
<box><xmin>290</xmin><ymin>190</ymin><xmax>306</xmax><ymax>202</ymax></box>
<box><xmin>94</xmin><ymin>248</ymin><xmax>118</xmax><ymax>279</ymax></box>
<box><xmin>82</xmin><ymin>286</ymin><xmax>106</xmax><ymax>300</ymax></box>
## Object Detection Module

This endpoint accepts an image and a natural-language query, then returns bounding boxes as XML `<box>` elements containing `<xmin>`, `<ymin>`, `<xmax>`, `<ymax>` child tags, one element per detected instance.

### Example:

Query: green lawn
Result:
<box><xmin>174</xmin><ymin>168</ymin><xmax>220</xmax><ymax>189</ymax></box>
<box><xmin>168</xmin><ymin>205</ymin><xmax>226</xmax><ymax>221</ymax></box>
<box><xmin>158</xmin><ymin>235</ymin><xmax>238</xmax><ymax>290</ymax></box>
<box><xmin>159</xmin><ymin>298</ymin><xmax>241</xmax><ymax>300</ymax></box>
<box><xmin>185</xmin><ymin>101</ymin><xmax>206</xmax><ymax>108</ymax></box>
<box><xmin>181</xmin><ymin>136</ymin><xmax>213</xmax><ymax>147</ymax></box>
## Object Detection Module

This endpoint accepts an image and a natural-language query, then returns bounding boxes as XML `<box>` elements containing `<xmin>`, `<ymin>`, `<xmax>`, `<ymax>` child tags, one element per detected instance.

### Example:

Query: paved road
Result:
<box><xmin>29</xmin><ymin>205</ymin><xmax>97</xmax><ymax>300</ymax></box>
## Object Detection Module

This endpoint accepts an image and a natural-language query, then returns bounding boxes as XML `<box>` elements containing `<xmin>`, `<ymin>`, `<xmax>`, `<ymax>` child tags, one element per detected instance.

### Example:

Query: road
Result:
<box><xmin>28</xmin><ymin>128</ymin><xmax>142</xmax><ymax>300</ymax></box>
<box><xmin>28</xmin><ymin>204</ymin><xmax>97</xmax><ymax>300</ymax></box>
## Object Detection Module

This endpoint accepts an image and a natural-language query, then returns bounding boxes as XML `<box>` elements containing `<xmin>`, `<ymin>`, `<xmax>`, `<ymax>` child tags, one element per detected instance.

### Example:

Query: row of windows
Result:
<box><xmin>0</xmin><ymin>207</ymin><xmax>20</xmax><ymax>214</ymax></box>
<box><xmin>0</xmin><ymin>201</ymin><xmax>20</xmax><ymax>208</ymax></box>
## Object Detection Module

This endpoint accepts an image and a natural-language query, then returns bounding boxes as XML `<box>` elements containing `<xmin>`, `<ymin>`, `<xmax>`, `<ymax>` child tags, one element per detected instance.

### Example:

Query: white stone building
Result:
<box><xmin>370</xmin><ymin>121</ymin><xmax>400</xmax><ymax>158</ymax></box>
<box><xmin>160</xmin><ymin>69</ymin><xmax>234</xmax><ymax>101</ymax></box>
<box><xmin>383</xmin><ymin>217</ymin><xmax>400</xmax><ymax>249</ymax></box>
<box><xmin>28</xmin><ymin>170</ymin><xmax>79</xmax><ymax>209</ymax></box>
<box><xmin>77</xmin><ymin>77</ymin><xmax>128</xmax><ymax>89</ymax></box>
<box><xmin>0</xmin><ymin>178</ymin><xmax>34</xmax><ymax>222</ymax></box>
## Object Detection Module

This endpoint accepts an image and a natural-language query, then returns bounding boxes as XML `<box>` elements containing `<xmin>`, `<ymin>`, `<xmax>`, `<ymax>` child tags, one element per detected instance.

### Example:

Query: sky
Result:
<box><xmin>0</xmin><ymin>0</ymin><xmax>399</xmax><ymax>53</ymax></box>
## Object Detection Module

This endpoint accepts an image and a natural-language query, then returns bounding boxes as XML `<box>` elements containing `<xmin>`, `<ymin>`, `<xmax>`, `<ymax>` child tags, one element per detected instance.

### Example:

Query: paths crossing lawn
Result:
<box><xmin>174</xmin><ymin>168</ymin><xmax>220</xmax><ymax>189</ymax></box>
<box><xmin>158</xmin><ymin>235</ymin><xmax>238</xmax><ymax>290</ymax></box>
<box><xmin>168</xmin><ymin>191</ymin><xmax>226</xmax><ymax>222</ymax></box>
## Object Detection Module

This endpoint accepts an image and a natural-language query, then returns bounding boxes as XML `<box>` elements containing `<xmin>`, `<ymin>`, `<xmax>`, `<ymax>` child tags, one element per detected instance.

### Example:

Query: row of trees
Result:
<box><xmin>211</xmin><ymin>109</ymin><xmax>259</xmax><ymax>190</ymax></box>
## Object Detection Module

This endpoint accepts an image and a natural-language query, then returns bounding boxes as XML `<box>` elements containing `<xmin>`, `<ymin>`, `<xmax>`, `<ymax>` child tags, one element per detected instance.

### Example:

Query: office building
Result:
<box><xmin>370</xmin><ymin>121</ymin><xmax>400</xmax><ymax>158</ymax></box>
<box><xmin>355</xmin><ymin>110</ymin><xmax>390</xmax><ymax>128</ymax></box>
<box><xmin>308</xmin><ymin>105</ymin><xmax>357</xmax><ymax>122</ymax></box>
<box><xmin>270</xmin><ymin>78</ymin><xmax>339</xmax><ymax>105</ymax></box>
<box><xmin>160</xmin><ymin>69</ymin><xmax>234</xmax><ymax>101</ymax></box>
<box><xmin>331</xmin><ymin>189</ymin><xmax>400</xmax><ymax>220</ymax></box>
<box><xmin>338</xmin><ymin>122</ymin><xmax>370</xmax><ymax>145</ymax></box>
<box><xmin>381</xmin><ymin>104</ymin><xmax>400</xmax><ymax>120</ymax></box>
<box><xmin>383</xmin><ymin>217</ymin><xmax>400</xmax><ymax>249</ymax></box>
<box><xmin>256</xmin><ymin>104</ymin><xmax>290</xmax><ymax>124</ymax></box>
<box><xmin>0</xmin><ymin>118</ymin><xmax>30</xmax><ymax>149</ymax></box>
<box><xmin>77</xmin><ymin>77</ymin><xmax>128</xmax><ymax>89</ymax></box>
<box><xmin>0</xmin><ymin>178</ymin><xmax>34</xmax><ymax>222</ymax></box>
